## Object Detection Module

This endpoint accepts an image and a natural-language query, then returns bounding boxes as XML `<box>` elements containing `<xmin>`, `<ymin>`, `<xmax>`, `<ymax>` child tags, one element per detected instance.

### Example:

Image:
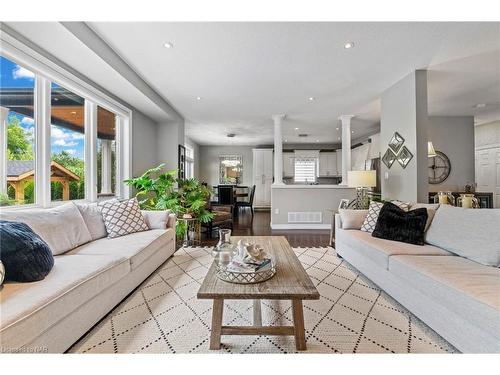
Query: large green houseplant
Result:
<box><xmin>124</xmin><ymin>164</ymin><xmax>214</xmax><ymax>237</ymax></box>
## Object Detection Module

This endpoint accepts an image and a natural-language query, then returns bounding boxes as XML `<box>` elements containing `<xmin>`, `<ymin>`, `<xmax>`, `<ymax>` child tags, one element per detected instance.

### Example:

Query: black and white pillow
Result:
<box><xmin>98</xmin><ymin>198</ymin><xmax>149</xmax><ymax>238</ymax></box>
<box><xmin>360</xmin><ymin>200</ymin><xmax>410</xmax><ymax>233</ymax></box>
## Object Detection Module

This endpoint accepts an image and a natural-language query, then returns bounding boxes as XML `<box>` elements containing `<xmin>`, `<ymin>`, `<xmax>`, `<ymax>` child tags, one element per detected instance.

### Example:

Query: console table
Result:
<box><xmin>428</xmin><ymin>192</ymin><xmax>493</xmax><ymax>208</ymax></box>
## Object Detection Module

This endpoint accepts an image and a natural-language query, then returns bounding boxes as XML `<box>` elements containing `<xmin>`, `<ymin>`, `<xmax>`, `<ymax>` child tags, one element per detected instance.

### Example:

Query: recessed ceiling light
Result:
<box><xmin>316</xmin><ymin>140</ymin><xmax>320</xmax><ymax>142</ymax></box>
<box><xmin>295</xmin><ymin>127</ymin><xmax>299</xmax><ymax>130</ymax></box>
<box><xmin>284</xmin><ymin>139</ymin><xmax>288</xmax><ymax>143</ymax></box>
<box><xmin>344</xmin><ymin>42</ymin><xmax>355</xmax><ymax>49</ymax></box>
<box><xmin>474</xmin><ymin>103</ymin><xmax>486</xmax><ymax>109</ymax></box>
<box><xmin>196</xmin><ymin>96</ymin><xmax>202</xmax><ymax>101</ymax></box>
<box><xmin>163</xmin><ymin>42</ymin><xmax>174</xmax><ymax>49</ymax></box>
<box><xmin>336</xmin><ymin>127</ymin><xmax>339</xmax><ymax>131</ymax></box>
<box><xmin>351</xmin><ymin>130</ymin><xmax>354</xmax><ymax>134</ymax></box>
<box><xmin>338</xmin><ymin>137</ymin><xmax>341</xmax><ymax>140</ymax></box>
<box><xmin>308</xmin><ymin>97</ymin><xmax>315</xmax><ymax>101</ymax></box>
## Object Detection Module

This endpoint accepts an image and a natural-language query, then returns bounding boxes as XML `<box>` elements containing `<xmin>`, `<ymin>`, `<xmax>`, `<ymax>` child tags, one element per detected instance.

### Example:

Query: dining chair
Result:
<box><xmin>234</xmin><ymin>185</ymin><xmax>256</xmax><ymax>217</ymax></box>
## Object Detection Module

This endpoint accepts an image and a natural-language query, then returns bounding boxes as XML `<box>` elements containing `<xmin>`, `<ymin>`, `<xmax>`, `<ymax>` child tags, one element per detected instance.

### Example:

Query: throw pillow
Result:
<box><xmin>372</xmin><ymin>202</ymin><xmax>428</xmax><ymax>245</ymax></box>
<box><xmin>338</xmin><ymin>209</ymin><xmax>368</xmax><ymax>229</ymax></box>
<box><xmin>98</xmin><ymin>198</ymin><xmax>149</xmax><ymax>238</ymax></box>
<box><xmin>409</xmin><ymin>203</ymin><xmax>440</xmax><ymax>232</ymax></box>
<box><xmin>76</xmin><ymin>200</ymin><xmax>117</xmax><ymax>240</ymax></box>
<box><xmin>0</xmin><ymin>220</ymin><xmax>54</xmax><ymax>282</ymax></box>
<box><xmin>141</xmin><ymin>210</ymin><xmax>171</xmax><ymax>229</ymax></box>
<box><xmin>360</xmin><ymin>200</ymin><xmax>410</xmax><ymax>233</ymax></box>
<box><xmin>0</xmin><ymin>202</ymin><xmax>92</xmax><ymax>255</ymax></box>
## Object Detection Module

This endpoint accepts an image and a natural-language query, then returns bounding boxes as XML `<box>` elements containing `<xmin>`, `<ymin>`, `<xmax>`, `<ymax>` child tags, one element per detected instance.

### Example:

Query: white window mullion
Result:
<box><xmin>119</xmin><ymin>115</ymin><xmax>132</xmax><ymax>199</ymax></box>
<box><xmin>84</xmin><ymin>100</ymin><xmax>97</xmax><ymax>202</ymax></box>
<box><xmin>35</xmin><ymin>76</ymin><xmax>51</xmax><ymax>208</ymax></box>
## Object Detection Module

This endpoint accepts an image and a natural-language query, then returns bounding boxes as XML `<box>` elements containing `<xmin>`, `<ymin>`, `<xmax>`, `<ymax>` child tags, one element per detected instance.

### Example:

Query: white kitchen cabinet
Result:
<box><xmin>319</xmin><ymin>152</ymin><xmax>337</xmax><ymax>176</ymax></box>
<box><xmin>335</xmin><ymin>149</ymin><xmax>342</xmax><ymax>176</ymax></box>
<box><xmin>253</xmin><ymin>148</ymin><xmax>274</xmax><ymax>208</ymax></box>
<box><xmin>283</xmin><ymin>152</ymin><xmax>294</xmax><ymax>177</ymax></box>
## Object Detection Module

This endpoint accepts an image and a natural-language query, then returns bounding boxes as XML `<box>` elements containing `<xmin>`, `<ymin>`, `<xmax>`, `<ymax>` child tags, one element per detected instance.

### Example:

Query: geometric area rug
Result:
<box><xmin>69</xmin><ymin>246</ymin><xmax>457</xmax><ymax>353</ymax></box>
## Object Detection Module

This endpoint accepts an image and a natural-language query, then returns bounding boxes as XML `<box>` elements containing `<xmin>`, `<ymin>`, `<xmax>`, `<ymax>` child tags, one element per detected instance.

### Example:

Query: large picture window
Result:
<box><xmin>0</xmin><ymin>56</ymin><xmax>36</xmax><ymax>206</ymax></box>
<box><xmin>0</xmin><ymin>44</ymin><xmax>131</xmax><ymax>209</ymax></box>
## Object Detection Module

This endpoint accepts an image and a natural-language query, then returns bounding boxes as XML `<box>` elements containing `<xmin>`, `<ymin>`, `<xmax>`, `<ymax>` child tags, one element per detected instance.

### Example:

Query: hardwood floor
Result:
<box><xmin>201</xmin><ymin>208</ymin><xmax>331</xmax><ymax>248</ymax></box>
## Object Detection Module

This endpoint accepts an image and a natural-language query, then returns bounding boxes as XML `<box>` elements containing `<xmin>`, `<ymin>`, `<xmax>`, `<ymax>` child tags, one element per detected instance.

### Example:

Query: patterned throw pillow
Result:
<box><xmin>98</xmin><ymin>198</ymin><xmax>149</xmax><ymax>238</ymax></box>
<box><xmin>361</xmin><ymin>200</ymin><xmax>410</xmax><ymax>233</ymax></box>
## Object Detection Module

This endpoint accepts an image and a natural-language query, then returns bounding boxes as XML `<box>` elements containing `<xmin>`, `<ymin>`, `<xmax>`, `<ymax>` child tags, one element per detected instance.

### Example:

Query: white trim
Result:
<box><xmin>270</xmin><ymin>223</ymin><xmax>331</xmax><ymax>230</ymax></box>
<box><xmin>85</xmin><ymin>101</ymin><xmax>97</xmax><ymax>201</ymax></box>
<box><xmin>35</xmin><ymin>76</ymin><xmax>51</xmax><ymax>208</ymax></box>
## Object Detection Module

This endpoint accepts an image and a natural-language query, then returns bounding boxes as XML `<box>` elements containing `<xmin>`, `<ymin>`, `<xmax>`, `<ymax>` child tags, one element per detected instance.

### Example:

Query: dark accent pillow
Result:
<box><xmin>0</xmin><ymin>220</ymin><xmax>54</xmax><ymax>282</ymax></box>
<box><xmin>372</xmin><ymin>202</ymin><xmax>428</xmax><ymax>246</ymax></box>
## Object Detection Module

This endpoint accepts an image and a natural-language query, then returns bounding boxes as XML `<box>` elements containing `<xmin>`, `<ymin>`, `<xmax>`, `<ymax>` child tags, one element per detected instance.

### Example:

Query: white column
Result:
<box><xmin>272</xmin><ymin>114</ymin><xmax>285</xmax><ymax>185</ymax></box>
<box><xmin>100</xmin><ymin>139</ymin><xmax>113</xmax><ymax>194</ymax></box>
<box><xmin>0</xmin><ymin>106</ymin><xmax>9</xmax><ymax>195</ymax></box>
<box><xmin>340</xmin><ymin>115</ymin><xmax>354</xmax><ymax>185</ymax></box>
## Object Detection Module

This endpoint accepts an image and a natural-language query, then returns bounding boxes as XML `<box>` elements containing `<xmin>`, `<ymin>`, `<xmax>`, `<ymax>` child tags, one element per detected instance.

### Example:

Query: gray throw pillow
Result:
<box><xmin>361</xmin><ymin>200</ymin><xmax>410</xmax><ymax>233</ymax></box>
<box><xmin>98</xmin><ymin>198</ymin><xmax>149</xmax><ymax>239</ymax></box>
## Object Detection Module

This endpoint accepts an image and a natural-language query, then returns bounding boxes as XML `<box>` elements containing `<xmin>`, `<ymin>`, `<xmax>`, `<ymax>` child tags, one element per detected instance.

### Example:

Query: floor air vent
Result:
<box><xmin>287</xmin><ymin>211</ymin><xmax>322</xmax><ymax>223</ymax></box>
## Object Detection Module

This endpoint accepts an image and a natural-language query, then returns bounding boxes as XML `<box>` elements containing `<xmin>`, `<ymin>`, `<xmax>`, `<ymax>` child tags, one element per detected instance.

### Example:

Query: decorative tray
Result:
<box><xmin>215</xmin><ymin>262</ymin><xmax>276</xmax><ymax>284</ymax></box>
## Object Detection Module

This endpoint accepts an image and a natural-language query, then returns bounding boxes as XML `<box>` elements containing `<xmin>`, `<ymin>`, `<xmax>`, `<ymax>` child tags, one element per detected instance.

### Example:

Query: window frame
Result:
<box><xmin>0</xmin><ymin>31</ymin><xmax>132</xmax><ymax>210</ymax></box>
<box><xmin>294</xmin><ymin>157</ymin><xmax>318</xmax><ymax>184</ymax></box>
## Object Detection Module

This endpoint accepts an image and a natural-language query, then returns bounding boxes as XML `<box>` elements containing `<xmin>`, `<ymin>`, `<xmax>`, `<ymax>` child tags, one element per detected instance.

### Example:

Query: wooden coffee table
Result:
<box><xmin>197</xmin><ymin>236</ymin><xmax>319</xmax><ymax>351</ymax></box>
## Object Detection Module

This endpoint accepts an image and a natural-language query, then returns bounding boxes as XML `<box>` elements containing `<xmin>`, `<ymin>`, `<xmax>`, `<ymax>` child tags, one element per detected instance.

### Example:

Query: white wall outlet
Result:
<box><xmin>274</xmin><ymin>208</ymin><xmax>280</xmax><ymax>214</ymax></box>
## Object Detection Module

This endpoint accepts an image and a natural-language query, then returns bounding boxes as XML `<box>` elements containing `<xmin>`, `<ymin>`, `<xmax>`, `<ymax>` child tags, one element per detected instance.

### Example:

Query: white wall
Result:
<box><xmin>428</xmin><ymin>116</ymin><xmax>475</xmax><ymax>192</ymax></box>
<box><xmin>381</xmin><ymin>70</ymin><xmax>428</xmax><ymax>203</ymax></box>
<box><xmin>156</xmin><ymin>120</ymin><xmax>185</xmax><ymax>173</ymax></box>
<box><xmin>131</xmin><ymin>110</ymin><xmax>158</xmax><ymax>176</ymax></box>
<box><xmin>199</xmin><ymin>145</ymin><xmax>254</xmax><ymax>186</ymax></box>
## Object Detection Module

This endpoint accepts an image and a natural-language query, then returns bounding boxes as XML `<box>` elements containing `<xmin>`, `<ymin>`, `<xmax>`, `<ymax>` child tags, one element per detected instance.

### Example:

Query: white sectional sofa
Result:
<box><xmin>335</xmin><ymin>204</ymin><xmax>500</xmax><ymax>353</ymax></box>
<box><xmin>0</xmin><ymin>202</ymin><xmax>176</xmax><ymax>353</ymax></box>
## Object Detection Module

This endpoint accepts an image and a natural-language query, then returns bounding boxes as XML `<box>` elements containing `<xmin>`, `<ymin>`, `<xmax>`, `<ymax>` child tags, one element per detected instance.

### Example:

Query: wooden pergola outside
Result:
<box><xmin>7</xmin><ymin>160</ymin><xmax>80</xmax><ymax>202</ymax></box>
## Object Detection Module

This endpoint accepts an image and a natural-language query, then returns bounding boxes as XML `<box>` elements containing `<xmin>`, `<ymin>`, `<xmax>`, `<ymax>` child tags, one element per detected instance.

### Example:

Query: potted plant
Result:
<box><xmin>124</xmin><ymin>164</ymin><xmax>214</xmax><ymax>238</ymax></box>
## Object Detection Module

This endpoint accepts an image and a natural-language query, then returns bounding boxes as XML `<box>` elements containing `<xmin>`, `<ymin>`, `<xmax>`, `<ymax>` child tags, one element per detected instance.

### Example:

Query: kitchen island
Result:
<box><xmin>270</xmin><ymin>184</ymin><xmax>356</xmax><ymax>229</ymax></box>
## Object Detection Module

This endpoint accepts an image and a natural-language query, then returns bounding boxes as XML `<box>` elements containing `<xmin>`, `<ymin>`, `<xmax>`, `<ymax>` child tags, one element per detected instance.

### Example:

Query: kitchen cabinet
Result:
<box><xmin>252</xmin><ymin>148</ymin><xmax>273</xmax><ymax>208</ymax></box>
<box><xmin>283</xmin><ymin>152</ymin><xmax>295</xmax><ymax>177</ymax></box>
<box><xmin>335</xmin><ymin>149</ymin><xmax>342</xmax><ymax>176</ymax></box>
<box><xmin>319</xmin><ymin>152</ymin><xmax>337</xmax><ymax>176</ymax></box>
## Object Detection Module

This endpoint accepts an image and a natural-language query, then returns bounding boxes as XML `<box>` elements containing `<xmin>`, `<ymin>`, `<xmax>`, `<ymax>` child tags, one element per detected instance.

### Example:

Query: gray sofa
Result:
<box><xmin>335</xmin><ymin>204</ymin><xmax>500</xmax><ymax>353</ymax></box>
<box><xmin>0</xmin><ymin>201</ymin><xmax>176</xmax><ymax>353</ymax></box>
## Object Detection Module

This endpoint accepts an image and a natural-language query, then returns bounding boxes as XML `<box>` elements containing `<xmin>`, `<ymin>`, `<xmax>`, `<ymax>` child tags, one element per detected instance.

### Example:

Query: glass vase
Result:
<box><xmin>212</xmin><ymin>229</ymin><xmax>234</xmax><ymax>266</ymax></box>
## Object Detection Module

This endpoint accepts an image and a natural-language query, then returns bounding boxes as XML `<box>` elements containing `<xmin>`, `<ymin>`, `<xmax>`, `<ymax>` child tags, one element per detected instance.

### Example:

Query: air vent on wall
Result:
<box><xmin>298</xmin><ymin>134</ymin><xmax>308</xmax><ymax>137</ymax></box>
<box><xmin>288</xmin><ymin>211</ymin><xmax>322</xmax><ymax>223</ymax></box>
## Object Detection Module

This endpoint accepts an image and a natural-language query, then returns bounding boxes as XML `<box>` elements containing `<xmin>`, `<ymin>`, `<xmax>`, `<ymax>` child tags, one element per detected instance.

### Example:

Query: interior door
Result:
<box><xmin>475</xmin><ymin>147</ymin><xmax>500</xmax><ymax>208</ymax></box>
<box><xmin>494</xmin><ymin>148</ymin><xmax>500</xmax><ymax>208</ymax></box>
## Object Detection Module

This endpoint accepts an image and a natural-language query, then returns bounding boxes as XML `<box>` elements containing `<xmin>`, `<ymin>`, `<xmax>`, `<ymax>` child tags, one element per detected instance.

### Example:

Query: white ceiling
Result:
<box><xmin>5</xmin><ymin>22</ymin><xmax>500</xmax><ymax>146</ymax></box>
<box><xmin>88</xmin><ymin>22</ymin><xmax>499</xmax><ymax>145</ymax></box>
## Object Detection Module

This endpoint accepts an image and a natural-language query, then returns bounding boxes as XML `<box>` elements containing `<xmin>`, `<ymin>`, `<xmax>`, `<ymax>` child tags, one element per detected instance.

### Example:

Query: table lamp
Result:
<box><xmin>348</xmin><ymin>170</ymin><xmax>377</xmax><ymax>209</ymax></box>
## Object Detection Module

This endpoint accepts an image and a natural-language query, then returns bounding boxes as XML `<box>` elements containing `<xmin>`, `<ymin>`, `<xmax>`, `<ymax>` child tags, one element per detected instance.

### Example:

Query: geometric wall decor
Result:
<box><xmin>382</xmin><ymin>148</ymin><xmax>397</xmax><ymax>169</ymax></box>
<box><xmin>388</xmin><ymin>132</ymin><xmax>405</xmax><ymax>154</ymax></box>
<box><xmin>383</xmin><ymin>132</ymin><xmax>414</xmax><ymax>170</ymax></box>
<box><xmin>396</xmin><ymin>146</ymin><xmax>414</xmax><ymax>169</ymax></box>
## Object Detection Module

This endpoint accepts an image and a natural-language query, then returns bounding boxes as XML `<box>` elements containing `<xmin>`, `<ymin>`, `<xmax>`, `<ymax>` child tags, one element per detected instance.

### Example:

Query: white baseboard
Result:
<box><xmin>270</xmin><ymin>223</ymin><xmax>331</xmax><ymax>230</ymax></box>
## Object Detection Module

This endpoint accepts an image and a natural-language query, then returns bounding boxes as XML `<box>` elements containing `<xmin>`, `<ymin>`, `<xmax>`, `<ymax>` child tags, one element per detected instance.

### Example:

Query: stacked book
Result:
<box><xmin>225</xmin><ymin>256</ymin><xmax>272</xmax><ymax>274</ymax></box>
